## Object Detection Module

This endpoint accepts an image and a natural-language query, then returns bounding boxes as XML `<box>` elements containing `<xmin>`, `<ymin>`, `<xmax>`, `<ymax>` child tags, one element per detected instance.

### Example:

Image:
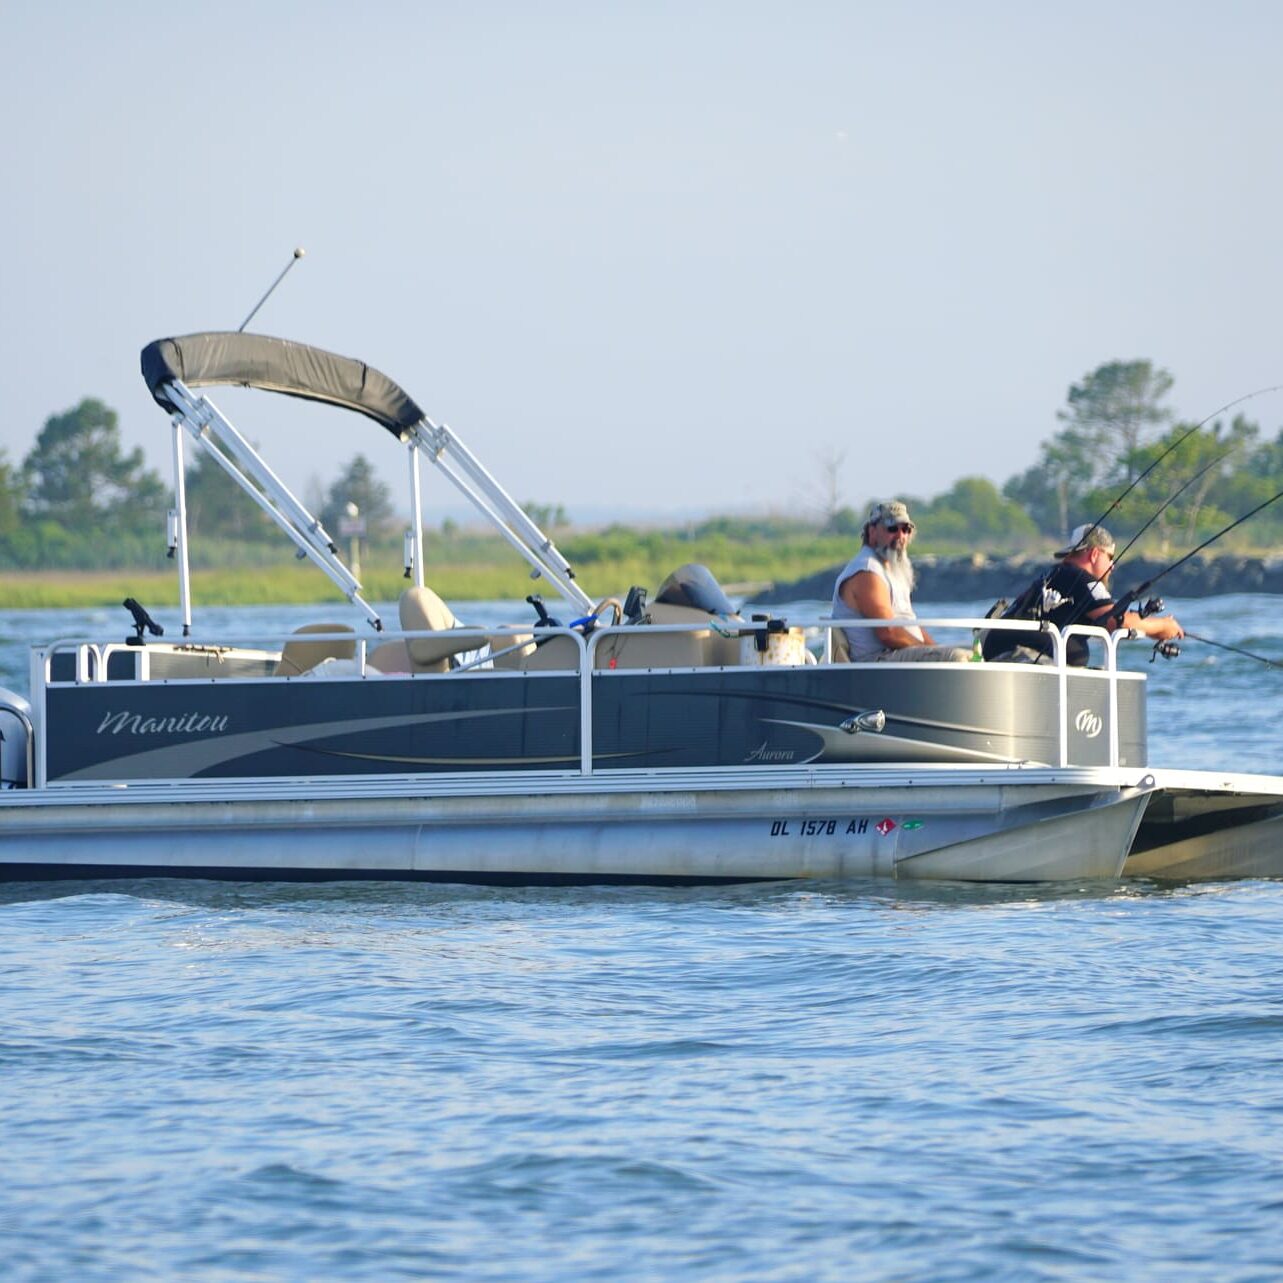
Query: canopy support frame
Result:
<box><xmin>163</xmin><ymin>379</ymin><xmax>383</xmax><ymax>630</ymax></box>
<box><xmin>406</xmin><ymin>418</ymin><xmax>593</xmax><ymax>613</ymax></box>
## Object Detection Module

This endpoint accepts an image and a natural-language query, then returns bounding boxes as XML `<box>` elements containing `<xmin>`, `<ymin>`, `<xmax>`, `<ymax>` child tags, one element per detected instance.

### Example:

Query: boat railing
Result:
<box><xmin>31</xmin><ymin>613</ymin><xmax>1140</xmax><ymax>786</ymax></box>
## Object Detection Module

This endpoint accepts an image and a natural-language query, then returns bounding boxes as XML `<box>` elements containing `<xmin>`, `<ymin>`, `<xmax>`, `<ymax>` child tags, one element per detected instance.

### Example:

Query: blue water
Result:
<box><xmin>2</xmin><ymin>596</ymin><xmax>1282</xmax><ymax>1281</ymax></box>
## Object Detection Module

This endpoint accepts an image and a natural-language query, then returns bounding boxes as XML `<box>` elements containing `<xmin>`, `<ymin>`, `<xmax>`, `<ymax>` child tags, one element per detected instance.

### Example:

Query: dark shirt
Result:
<box><xmin>981</xmin><ymin>563</ymin><xmax>1114</xmax><ymax>666</ymax></box>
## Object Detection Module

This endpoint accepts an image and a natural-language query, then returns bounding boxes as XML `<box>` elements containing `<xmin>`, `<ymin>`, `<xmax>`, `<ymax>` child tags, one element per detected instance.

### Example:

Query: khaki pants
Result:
<box><xmin>874</xmin><ymin>645</ymin><xmax>972</xmax><ymax>663</ymax></box>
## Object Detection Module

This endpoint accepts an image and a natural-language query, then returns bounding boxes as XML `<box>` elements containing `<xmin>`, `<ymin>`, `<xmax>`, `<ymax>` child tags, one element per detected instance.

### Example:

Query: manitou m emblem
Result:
<box><xmin>1074</xmin><ymin>709</ymin><xmax>1103</xmax><ymax>739</ymax></box>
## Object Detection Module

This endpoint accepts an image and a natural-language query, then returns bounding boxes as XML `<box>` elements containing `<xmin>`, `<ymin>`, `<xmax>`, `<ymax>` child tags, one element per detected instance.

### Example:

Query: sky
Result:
<box><xmin>2</xmin><ymin>1</ymin><xmax>1281</xmax><ymax>529</ymax></box>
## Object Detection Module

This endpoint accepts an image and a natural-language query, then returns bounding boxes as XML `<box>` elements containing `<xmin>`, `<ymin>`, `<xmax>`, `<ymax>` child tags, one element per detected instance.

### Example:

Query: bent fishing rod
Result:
<box><xmin>1036</xmin><ymin>445</ymin><xmax>1241</xmax><ymax>636</ymax></box>
<box><xmin>1108</xmin><ymin>446</ymin><xmax>1236</xmax><ymax>570</ymax></box>
<box><xmin>1109</xmin><ymin>484</ymin><xmax>1283</xmax><ymax>623</ymax></box>
<box><xmin>1077</xmin><ymin>382</ymin><xmax>1283</xmax><ymax>550</ymax></box>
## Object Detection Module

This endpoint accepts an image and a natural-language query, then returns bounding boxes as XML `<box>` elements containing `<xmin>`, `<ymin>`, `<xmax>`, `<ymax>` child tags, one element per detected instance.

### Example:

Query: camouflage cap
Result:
<box><xmin>866</xmin><ymin>500</ymin><xmax>913</xmax><ymax>528</ymax></box>
<box><xmin>1055</xmin><ymin>523</ymin><xmax>1116</xmax><ymax>558</ymax></box>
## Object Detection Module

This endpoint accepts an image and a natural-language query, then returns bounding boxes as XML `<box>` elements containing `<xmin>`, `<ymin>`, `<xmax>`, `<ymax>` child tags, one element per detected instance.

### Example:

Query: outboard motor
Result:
<box><xmin>0</xmin><ymin>687</ymin><xmax>32</xmax><ymax>788</ymax></box>
<box><xmin>652</xmin><ymin>564</ymin><xmax>736</xmax><ymax>617</ymax></box>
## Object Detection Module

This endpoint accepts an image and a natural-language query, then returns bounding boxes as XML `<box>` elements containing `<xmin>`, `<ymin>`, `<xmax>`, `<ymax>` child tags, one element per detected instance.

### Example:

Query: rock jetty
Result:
<box><xmin>754</xmin><ymin>554</ymin><xmax>1283</xmax><ymax>606</ymax></box>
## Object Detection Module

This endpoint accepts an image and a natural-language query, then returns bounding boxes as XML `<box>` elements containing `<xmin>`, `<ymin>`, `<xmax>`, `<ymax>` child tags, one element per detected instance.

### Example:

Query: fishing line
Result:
<box><xmin>1078</xmin><ymin>381</ymin><xmax>1283</xmax><ymax>548</ymax></box>
<box><xmin>1183</xmin><ymin>630</ymin><xmax>1283</xmax><ymax>670</ymax></box>
<box><xmin>1111</xmin><ymin>484</ymin><xmax>1283</xmax><ymax>619</ymax></box>
<box><xmin>1109</xmin><ymin>446</ymin><xmax>1237</xmax><ymax>572</ymax></box>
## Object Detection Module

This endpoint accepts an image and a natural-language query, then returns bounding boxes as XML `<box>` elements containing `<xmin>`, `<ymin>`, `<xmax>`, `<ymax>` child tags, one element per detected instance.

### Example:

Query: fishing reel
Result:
<box><xmin>1137</xmin><ymin>596</ymin><xmax>1165</xmax><ymax>618</ymax></box>
<box><xmin>1150</xmin><ymin>638</ymin><xmax>1181</xmax><ymax>663</ymax></box>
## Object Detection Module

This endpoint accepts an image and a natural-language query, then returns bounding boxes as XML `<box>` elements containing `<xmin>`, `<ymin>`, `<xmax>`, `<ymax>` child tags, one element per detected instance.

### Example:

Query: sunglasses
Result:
<box><xmin>884</xmin><ymin>522</ymin><xmax>914</xmax><ymax>535</ymax></box>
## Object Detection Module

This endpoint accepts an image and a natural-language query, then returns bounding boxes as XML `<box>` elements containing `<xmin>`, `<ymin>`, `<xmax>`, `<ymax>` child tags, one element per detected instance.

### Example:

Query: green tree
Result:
<box><xmin>183</xmin><ymin>443</ymin><xmax>274</xmax><ymax>540</ymax></box>
<box><xmin>320</xmin><ymin>455</ymin><xmax>395</xmax><ymax>534</ymax></box>
<box><xmin>922</xmin><ymin>476</ymin><xmax>1037</xmax><ymax>547</ymax></box>
<box><xmin>1004</xmin><ymin>359</ymin><xmax>1175</xmax><ymax>536</ymax></box>
<box><xmin>0</xmin><ymin>452</ymin><xmax>25</xmax><ymax>538</ymax></box>
<box><xmin>1058</xmin><ymin>359</ymin><xmax>1174</xmax><ymax>487</ymax></box>
<box><xmin>23</xmin><ymin>398</ymin><xmax>165</xmax><ymax>533</ymax></box>
<box><xmin>523</xmin><ymin>501</ymin><xmax>569</xmax><ymax>530</ymax></box>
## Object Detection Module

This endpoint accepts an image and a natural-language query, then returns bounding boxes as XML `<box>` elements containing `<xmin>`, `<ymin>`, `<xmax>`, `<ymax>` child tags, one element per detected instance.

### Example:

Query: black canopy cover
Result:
<box><xmin>140</xmin><ymin>332</ymin><xmax>424</xmax><ymax>437</ymax></box>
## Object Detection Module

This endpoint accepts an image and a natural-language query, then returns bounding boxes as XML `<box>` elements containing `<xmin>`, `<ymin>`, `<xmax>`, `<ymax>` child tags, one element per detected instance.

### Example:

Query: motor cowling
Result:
<box><xmin>0</xmin><ymin>687</ymin><xmax>32</xmax><ymax>788</ymax></box>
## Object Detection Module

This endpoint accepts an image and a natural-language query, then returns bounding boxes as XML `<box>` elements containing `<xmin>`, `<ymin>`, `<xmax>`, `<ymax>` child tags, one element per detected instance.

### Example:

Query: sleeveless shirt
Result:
<box><xmin>831</xmin><ymin>547</ymin><xmax>924</xmax><ymax>661</ymax></box>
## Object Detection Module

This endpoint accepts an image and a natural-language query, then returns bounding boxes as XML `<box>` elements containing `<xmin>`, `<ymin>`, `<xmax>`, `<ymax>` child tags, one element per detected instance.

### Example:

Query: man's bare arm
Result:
<box><xmin>840</xmin><ymin>572</ymin><xmax>932</xmax><ymax>647</ymax></box>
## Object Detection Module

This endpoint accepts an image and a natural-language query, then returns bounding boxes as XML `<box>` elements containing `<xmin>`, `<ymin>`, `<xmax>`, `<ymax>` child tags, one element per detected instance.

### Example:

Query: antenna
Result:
<box><xmin>238</xmin><ymin>247</ymin><xmax>306</xmax><ymax>332</ymax></box>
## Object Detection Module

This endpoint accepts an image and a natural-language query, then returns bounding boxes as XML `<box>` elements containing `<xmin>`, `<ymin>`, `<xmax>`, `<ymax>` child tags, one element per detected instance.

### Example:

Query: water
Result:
<box><xmin>2</xmin><ymin>596</ymin><xmax>1282</xmax><ymax>1281</ymax></box>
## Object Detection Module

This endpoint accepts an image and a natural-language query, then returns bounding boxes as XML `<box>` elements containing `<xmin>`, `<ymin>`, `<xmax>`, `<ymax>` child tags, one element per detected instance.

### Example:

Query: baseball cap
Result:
<box><xmin>1054</xmin><ymin>523</ymin><xmax>1116</xmax><ymax>558</ymax></box>
<box><xmin>867</xmin><ymin>500</ymin><xmax>912</xmax><ymax>527</ymax></box>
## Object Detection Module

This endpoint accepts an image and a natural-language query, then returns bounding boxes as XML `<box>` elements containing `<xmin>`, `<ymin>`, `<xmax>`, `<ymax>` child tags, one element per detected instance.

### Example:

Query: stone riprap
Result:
<box><xmin>755</xmin><ymin>554</ymin><xmax>1283</xmax><ymax>606</ymax></box>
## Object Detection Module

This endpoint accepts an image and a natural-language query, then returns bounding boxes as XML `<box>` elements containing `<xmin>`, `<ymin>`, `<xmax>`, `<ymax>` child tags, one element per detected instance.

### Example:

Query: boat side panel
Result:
<box><xmin>593</xmin><ymin>666</ymin><xmax>1141</xmax><ymax>768</ymax></box>
<box><xmin>44</xmin><ymin>675</ymin><xmax>581</xmax><ymax>781</ymax></box>
<box><xmin>40</xmin><ymin>663</ymin><xmax>1146</xmax><ymax>782</ymax></box>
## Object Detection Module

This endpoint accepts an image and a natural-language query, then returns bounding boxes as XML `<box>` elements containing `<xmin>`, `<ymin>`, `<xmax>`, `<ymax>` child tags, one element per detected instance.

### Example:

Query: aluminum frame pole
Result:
<box><xmin>170</xmin><ymin>417</ymin><xmax>194</xmax><ymax>635</ymax></box>
<box><xmin>164</xmin><ymin>383</ymin><xmax>382</xmax><ymax>628</ymax></box>
<box><xmin>407</xmin><ymin>418</ymin><xmax>593</xmax><ymax>611</ymax></box>
<box><xmin>408</xmin><ymin>441</ymin><xmax>425</xmax><ymax>589</ymax></box>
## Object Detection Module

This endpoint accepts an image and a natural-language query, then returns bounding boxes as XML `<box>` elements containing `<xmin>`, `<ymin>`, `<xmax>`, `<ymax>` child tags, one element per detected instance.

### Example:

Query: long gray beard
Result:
<box><xmin>876</xmin><ymin>545</ymin><xmax>915</xmax><ymax>596</ymax></box>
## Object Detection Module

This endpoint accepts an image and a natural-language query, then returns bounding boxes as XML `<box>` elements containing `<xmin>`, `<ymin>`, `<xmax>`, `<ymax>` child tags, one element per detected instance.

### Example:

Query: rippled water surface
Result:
<box><xmin>2</xmin><ymin>597</ymin><xmax>1283</xmax><ymax>1281</ymax></box>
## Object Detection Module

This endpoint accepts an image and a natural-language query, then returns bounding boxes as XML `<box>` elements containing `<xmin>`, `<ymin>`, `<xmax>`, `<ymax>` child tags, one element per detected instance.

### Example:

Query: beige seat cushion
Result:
<box><xmin>830</xmin><ymin>627</ymin><xmax>851</xmax><ymax>663</ymax></box>
<box><xmin>275</xmin><ymin>623</ymin><xmax>356</xmax><ymax>677</ymax></box>
<box><xmin>596</xmin><ymin>603</ymin><xmax>741</xmax><ymax>669</ymax></box>
<box><xmin>488</xmin><ymin>632</ymin><xmax>537</xmax><ymax>670</ymax></box>
<box><xmin>515</xmin><ymin>635</ymin><xmax>584</xmax><ymax>671</ymax></box>
<box><xmin>368</xmin><ymin>639</ymin><xmax>414</xmax><ymax>674</ymax></box>
<box><xmin>398</xmin><ymin>586</ymin><xmax>478</xmax><ymax>667</ymax></box>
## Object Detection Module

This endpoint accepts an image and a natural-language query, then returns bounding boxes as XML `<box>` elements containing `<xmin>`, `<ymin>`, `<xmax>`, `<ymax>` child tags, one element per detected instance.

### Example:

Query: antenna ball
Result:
<box><xmin>293</xmin><ymin>247</ymin><xmax>306</xmax><ymax>258</ymax></box>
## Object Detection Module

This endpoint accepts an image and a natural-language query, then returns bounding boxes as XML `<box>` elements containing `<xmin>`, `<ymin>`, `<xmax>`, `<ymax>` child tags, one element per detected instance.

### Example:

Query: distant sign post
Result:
<box><xmin>340</xmin><ymin>502</ymin><xmax>366</xmax><ymax>578</ymax></box>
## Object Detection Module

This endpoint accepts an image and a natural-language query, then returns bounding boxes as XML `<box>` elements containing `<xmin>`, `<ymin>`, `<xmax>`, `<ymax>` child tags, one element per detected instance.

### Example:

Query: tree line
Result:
<box><xmin>0</xmin><ymin>399</ymin><xmax>396</xmax><ymax>569</ymax></box>
<box><xmin>824</xmin><ymin>359</ymin><xmax>1283</xmax><ymax>556</ymax></box>
<box><xmin>2</xmin><ymin>360</ymin><xmax>1281</xmax><ymax>570</ymax></box>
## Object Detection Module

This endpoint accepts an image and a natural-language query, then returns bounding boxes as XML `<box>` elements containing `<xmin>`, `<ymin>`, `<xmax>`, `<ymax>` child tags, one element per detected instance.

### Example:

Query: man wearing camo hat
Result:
<box><xmin>831</xmin><ymin>501</ymin><xmax>971</xmax><ymax>663</ymax></box>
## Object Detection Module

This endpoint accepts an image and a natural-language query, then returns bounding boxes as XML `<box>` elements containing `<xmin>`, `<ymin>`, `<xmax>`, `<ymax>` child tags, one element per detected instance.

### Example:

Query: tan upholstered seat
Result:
<box><xmin>398</xmin><ymin>586</ymin><xmax>478</xmax><ymax>672</ymax></box>
<box><xmin>830</xmin><ymin>627</ymin><xmax>851</xmax><ymax>663</ymax></box>
<box><xmin>274</xmin><ymin>623</ymin><xmax>356</xmax><ymax>677</ymax></box>
<box><xmin>488</xmin><ymin>632</ymin><xmax>537</xmax><ymax>669</ymax></box>
<box><xmin>367</xmin><ymin>639</ymin><xmax>413</xmax><ymax>673</ymax></box>
<box><xmin>594</xmin><ymin>603</ymin><xmax>741</xmax><ymax>669</ymax></box>
<box><xmin>514</xmin><ymin>635</ymin><xmax>584</xmax><ymax>671</ymax></box>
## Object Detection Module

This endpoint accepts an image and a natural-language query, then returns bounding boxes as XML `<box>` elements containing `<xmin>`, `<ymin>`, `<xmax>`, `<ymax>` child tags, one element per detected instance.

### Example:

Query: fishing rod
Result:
<box><xmin>1076</xmin><ymin>382</ymin><xmax>1283</xmax><ymax>550</ymax></box>
<box><xmin>1183</xmin><ymin>630</ymin><xmax>1283</xmax><ymax>670</ymax></box>
<box><xmin>1108</xmin><ymin>446</ymin><xmax>1236</xmax><ymax>571</ymax></box>
<box><xmin>1110</xmin><ymin>484</ymin><xmax>1283</xmax><ymax>622</ymax></box>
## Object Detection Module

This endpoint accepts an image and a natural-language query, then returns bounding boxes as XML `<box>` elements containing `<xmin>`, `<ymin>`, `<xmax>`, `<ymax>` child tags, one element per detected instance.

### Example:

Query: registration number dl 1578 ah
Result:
<box><xmin>769</xmin><ymin>818</ymin><xmax>924</xmax><ymax>838</ymax></box>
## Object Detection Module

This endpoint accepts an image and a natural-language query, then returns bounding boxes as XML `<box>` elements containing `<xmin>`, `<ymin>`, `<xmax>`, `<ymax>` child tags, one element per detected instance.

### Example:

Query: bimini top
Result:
<box><xmin>140</xmin><ymin>332</ymin><xmax>424</xmax><ymax>437</ymax></box>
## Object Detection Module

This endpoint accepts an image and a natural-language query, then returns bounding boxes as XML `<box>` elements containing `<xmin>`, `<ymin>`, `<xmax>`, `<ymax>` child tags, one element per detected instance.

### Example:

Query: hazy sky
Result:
<box><xmin>2</xmin><ymin>2</ymin><xmax>1281</xmax><ymax>527</ymax></box>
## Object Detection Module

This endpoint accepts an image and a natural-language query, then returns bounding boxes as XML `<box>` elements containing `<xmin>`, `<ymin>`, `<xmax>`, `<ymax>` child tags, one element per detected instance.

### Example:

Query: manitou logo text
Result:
<box><xmin>1074</xmin><ymin>709</ymin><xmax>1103</xmax><ymax>739</ymax></box>
<box><xmin>96</xmin><ymin>710</ymin><xmax>230</xmax><ymax>736</ymax></box>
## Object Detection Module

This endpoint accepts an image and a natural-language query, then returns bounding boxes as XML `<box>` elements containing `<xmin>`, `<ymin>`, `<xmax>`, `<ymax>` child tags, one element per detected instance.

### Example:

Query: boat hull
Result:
<box><xmin>0</xmin><ymin>770</ymin><xmax>1148</xmax><ymax>885</ymax></box>
<box><xmin>1124</xmin><ymin>770</ymin><xmax>1283</xmax><ymax>880</ymax></box>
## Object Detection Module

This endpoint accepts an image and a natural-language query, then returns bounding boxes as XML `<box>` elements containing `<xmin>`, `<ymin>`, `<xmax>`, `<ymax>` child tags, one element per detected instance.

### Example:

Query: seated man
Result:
<box><xmin>831</xmin><ymin>501</ymin><xmax>971</xmax><ymax>662</ymax></box>
<box><xmin>981</xmin><ymin>523</ymin><xmax>1183</xmax><ymax>665</ymax></box>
